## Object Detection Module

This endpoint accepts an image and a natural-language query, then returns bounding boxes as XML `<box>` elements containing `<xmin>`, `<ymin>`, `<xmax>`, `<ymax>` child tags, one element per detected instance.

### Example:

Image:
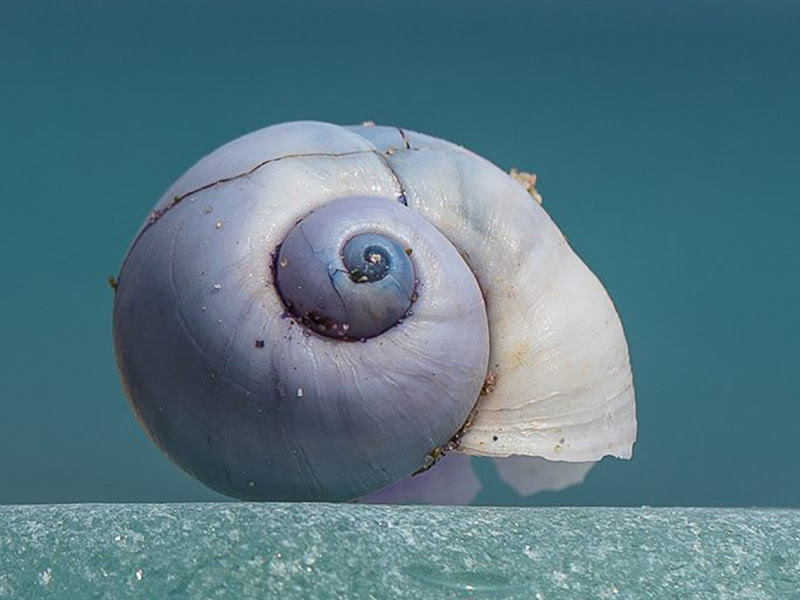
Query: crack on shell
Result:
<box><xmin>396</xmin><ymin>126</ymin><xmax>412</xmax><ymax>150</ymax></box>
<box><xmin>116</xmin><ymin>146</ymin><xmax>421</xmax><ymax>288</ymax></box>
<box><xmin>374</xmin><ymin>149</ymin><xmax>410</xmax><ymax>206</ymax></box>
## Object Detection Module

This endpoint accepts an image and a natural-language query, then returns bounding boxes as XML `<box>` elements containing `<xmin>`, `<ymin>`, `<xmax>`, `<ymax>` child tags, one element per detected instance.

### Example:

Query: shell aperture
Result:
<box><xmin>112</xmin><ymin>121</ymin><xmax>637</xmax><ymax>503</ymax></box>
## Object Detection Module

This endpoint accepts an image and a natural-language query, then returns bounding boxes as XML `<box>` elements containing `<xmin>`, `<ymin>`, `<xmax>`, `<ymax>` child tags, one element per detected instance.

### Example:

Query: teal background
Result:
<box><xmin>0</xmin><ymin>0</ymin><xmax>797</xmax><ymax>506</ymax></box>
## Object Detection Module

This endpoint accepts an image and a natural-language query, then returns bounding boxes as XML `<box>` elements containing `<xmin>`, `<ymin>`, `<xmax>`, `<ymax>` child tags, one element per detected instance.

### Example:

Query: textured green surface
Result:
<box><xmin>1</xmin><ymin>504</ymin><xmax>798</xmax><ymax>599</ymax></box>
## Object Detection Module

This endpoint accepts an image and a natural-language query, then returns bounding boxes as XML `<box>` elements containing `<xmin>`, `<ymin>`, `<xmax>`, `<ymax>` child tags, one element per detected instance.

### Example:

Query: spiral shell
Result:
<box><xmin>113</xmin><ymin>121</ymin><xmax>636</xmax><ymax>502</ymax></box>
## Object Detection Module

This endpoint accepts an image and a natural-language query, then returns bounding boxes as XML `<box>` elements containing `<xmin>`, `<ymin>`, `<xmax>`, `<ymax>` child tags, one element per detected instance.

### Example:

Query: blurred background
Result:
<box><xmin>1</xmin><ymin>0</ymin><xmax>798</xmax><ymax>506</ymax></box>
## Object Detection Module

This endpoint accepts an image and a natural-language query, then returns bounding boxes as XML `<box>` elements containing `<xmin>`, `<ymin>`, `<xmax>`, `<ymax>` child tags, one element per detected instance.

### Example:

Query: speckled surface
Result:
<box><xmin>1</xmin><ymin>504</ymin><xmax>797</xmax><ymax>599</ymax></box>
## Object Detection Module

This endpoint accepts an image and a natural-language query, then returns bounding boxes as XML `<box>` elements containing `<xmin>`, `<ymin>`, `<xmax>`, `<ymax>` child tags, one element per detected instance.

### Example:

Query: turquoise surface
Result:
<box><xmin>1</xmin><ymin>1</ymin><xmax>799</xmax><ymax>506</ymax></box>
<box><xmin>1</xmin><ymin>504</ymin><xmax>798</xmax><ymax>599</ymax></box>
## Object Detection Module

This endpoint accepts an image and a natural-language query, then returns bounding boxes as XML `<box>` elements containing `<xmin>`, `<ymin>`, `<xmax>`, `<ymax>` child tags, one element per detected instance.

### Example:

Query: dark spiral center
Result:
<box><xmin>345</xmin><ymin>244</ymin><xmax>392</xmax><ymax>283</ymax></box>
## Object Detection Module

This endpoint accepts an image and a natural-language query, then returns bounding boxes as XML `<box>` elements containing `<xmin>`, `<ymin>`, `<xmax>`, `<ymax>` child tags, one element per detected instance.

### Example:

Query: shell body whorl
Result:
<box><xmin>113</xmin><ymin>121</ymin><xmax>636</xmax><ymax>502</ymax></box>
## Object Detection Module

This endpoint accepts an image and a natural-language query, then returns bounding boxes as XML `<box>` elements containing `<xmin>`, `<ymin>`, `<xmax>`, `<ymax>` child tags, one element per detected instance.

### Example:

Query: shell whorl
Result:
<box><xmin>113</xmin><ymin>123</ymin><xmax>491</xmax><ymax>501</ymax></box>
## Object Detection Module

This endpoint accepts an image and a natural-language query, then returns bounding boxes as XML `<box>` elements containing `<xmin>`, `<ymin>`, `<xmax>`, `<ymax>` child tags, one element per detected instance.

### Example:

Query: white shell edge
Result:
<box><xmin>348</xmin><ymin>125</ymin><xmax>638</xmax><ymax>464</ymax></box>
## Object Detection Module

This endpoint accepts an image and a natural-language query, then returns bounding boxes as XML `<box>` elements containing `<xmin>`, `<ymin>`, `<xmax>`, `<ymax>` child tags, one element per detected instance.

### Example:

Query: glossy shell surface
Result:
<box><xmin>113</xmin><ymin>121</ymin><xmax>636</xmax><ymax>502</ymax></box>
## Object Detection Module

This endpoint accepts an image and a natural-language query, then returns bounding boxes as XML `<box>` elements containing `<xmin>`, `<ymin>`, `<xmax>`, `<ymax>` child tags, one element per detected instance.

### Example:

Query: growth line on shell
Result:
<box><xmin>146</xmin><ymin>148</ymin><xmax>415</xmax><ymax>234</ymax></box>
<box><xmin>373</xmin><ymin>150</ymin><xmax>410</xmax><ymax>206</ymax></box>
<box><xmin>118</xmin><ymin>148</ymin><xmax>413</xmax><ymax>288</ymax></box>
<box><xmin>164</xmin><ymin>150</ymin><xmax>372</xmax><ymax>215</ymax></box>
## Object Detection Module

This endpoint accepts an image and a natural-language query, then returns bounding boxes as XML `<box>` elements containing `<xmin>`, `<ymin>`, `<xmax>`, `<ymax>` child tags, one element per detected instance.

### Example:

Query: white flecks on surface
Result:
<box><xmin>37</xmin><ymin>569</ymin><xmax>52</xmax><ymax>588</ymax></box>
<box><xmin>0</xmin><ymin>503</ymin><xmax>797</xmax><ymax>600</ymax></box>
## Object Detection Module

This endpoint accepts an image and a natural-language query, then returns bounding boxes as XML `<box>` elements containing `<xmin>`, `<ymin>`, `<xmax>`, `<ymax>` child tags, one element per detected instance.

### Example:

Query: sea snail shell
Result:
<box><xmin>112</xmin><ymin>121</ymin><xmax>637</xmax><ymax>502</ymax></box>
